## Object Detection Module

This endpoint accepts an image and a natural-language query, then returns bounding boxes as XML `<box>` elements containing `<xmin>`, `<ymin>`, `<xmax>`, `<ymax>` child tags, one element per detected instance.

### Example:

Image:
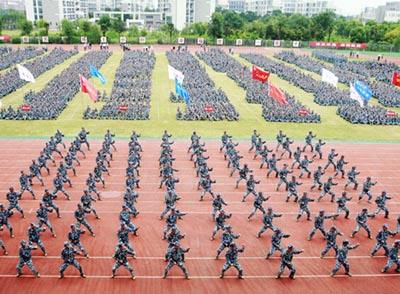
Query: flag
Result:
<box><xmin>386</xmin><ymin>110</ymin><xmax>397</xmax><ymax>117</ymax></box>
<box><xmin>298</xmin><ymin>108</ymin><xmax>309</xmax><ymax>116</ymax></box>
<box><xmin>89</xmin><ymin>65</ymin><xmax>106</xmax><ymax>84</ymax></box>
<box><xmin>321</xmin><ymin>68</ymin><xmax>338</xmax><ymax>87</ymax></box>
<box><xmin>354</xmin><ymin>81</ymin><xmax>372</xmax><ymax>103</ymax></box>
<box><xmin>252</xmin><ymin>65</ymin><xmax>270</xmax><ymax>83</ymax></box>
<box><xmin>392</xmin><ymin>72</ymin><xmax>400</xmax><ymax>87</ymax></box>
<box><xmin>21</xmin><ymin>105</ymin><xmax>31</xmax><ymax>112</ymax></box>
<box><xmin>204</xmin><ymin>104</ymin><xmax>214</xmax><ymax>113</ymax></box>
<box><xmin>350</xmin><ymin>83</ymin><xmax>364</xmax><ymax>106</ymax></box>
<box><xmin>268</xmin><ymin>83</ymin><xmax>288</xmax><ymax>105</ymax></box>
<box><xmin>16</xmin><ymin>64</ymin><xmax>35</xmax><ymax>83</ymax></box>
<box><xmin>175</xmin><ymin>79</ymin><xmax>190</xmax><ymax>104</ymax></box>
<box><xmin>118</xmin><ymin>105</ymin><xmax>128</xmax><ymax>112</ymax></box>
<box><xmin>168</xmin><ymin>65</ymin><xmax>184</xmax><ymax>84</ymax></box>
<box><xmin>79</xmin><ymin>74</ymin><xmax>98</xmax><ymax>102</ymax></box>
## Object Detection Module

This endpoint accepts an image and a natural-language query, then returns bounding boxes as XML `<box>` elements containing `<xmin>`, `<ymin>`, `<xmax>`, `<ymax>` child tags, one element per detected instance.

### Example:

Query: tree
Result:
<box><xmin>37</xmin><ymin>19</ymin><xmax>49</xmax><ymax>36</ymax></box>
<box><xmin>98</xmin><ymin>15</ymin><xmax>111</xmax><ymax>36</ymax></box>
<box><xmin>79</xmin><ymin>19</ymin><xmax>92</xmax><ymax>34</ymax></box>
<box><xmin>222</xmin><ymin>10</ymin><xmax>244</xmax><ymax>36</ymax></box>
<box><xmin>61</xmin><ymin>19</ymin><xmax>76</xmax><ymax>43</ymax></box>
<box><xmin>111</xmin><ymin>18</ymin><xmax>125</xmax><ymax>35</ymax></box>
<box><xmin>311</xmin><ymin>11</ymin><xmax>336</xmax><ymax>41</ymax></box>
<box><xmin>349</xmin><ymin>26</ymin><xmax>366</xmax><ymax>43</ymax></box>
<box><xmin>208</xmin><ymin>12</ymin><xmax>224</xmax><ymax>38</ymax></box>
<box><xmin>19</xmin><ymin>20</ymin><xmax>33</xmax><ymax>36</ymax></box>
<box><xmin>0</xmin><ymin>17</ymin><xmax>2</xmax><ymax>35</ymax></box>
<box><xmin>127</xmin><ymin>25</ymin><xmax>140</xmax><ymax>38</ymax></box>
<box><xmin>87</xmin><ymin>24</ymin><xmax>101</xmax><ymax>44</ymax></box>
<box><xmin>161</xmin><ymin>23</ymin><xmax>176</xmax><ymax>42</ymax></box>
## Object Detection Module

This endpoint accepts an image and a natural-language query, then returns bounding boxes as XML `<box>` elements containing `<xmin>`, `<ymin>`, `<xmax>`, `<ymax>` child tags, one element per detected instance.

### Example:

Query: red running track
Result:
<box><xmin>0</xmin><ymin>139</ymin><xmax>399</xmax><ymax>294</ymax></box>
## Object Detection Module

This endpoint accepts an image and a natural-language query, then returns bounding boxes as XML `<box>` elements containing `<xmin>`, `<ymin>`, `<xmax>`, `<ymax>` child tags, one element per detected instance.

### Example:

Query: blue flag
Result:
<box><xmin>354</xmin><ymin>81</ymin><xmax>372</xmax><ymax>103</ymax></box>
<box><xmin>175</xmin><ymin>79</ymin><xmax>190</xmax><ymax>104</ymax></box>
<box><xmin>89</xmin><ymin>65</ymin><xmax>106</xmax><ymax>85</ymax></box>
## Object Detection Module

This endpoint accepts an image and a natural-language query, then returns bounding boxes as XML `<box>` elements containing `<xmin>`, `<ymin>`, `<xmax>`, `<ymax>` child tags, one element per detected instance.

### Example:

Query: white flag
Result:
<box><xmin>321</xmin><ymin>68</ymin><xmax>338</xmax><ymax>87</ymax></box>
<box><xmin>350</xmin><ymin>83</ymin><xmax>364</xmax><ymax>106</ymax></box>
<box><xmin>168</xmin><ymin>65</ymin><xmax>184</xmax><ymax>84</ymax></box>
<box><xmin>17</xmin><ymin>64</ymin><xmax>35</xmax><ymax>83</ymax></box>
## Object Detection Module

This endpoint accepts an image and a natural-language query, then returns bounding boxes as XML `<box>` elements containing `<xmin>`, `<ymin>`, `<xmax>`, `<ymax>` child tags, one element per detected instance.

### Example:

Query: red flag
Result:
<box><xmin>79</xmin><ymin>74</ymin><xmax>98</xmax><ymax>102</ymax></box>
<box><xmin>392</xmin><ymin>72</ymin><xmax>400</xmax><ymax>87</ymax></box>
<box><xmin>298</xmin><ymin>108</ymin><xmax>309</xmax><ymax>116</ymax></box>
<box><xmin>204</xmin><ymin>104</ymin><xmax>214</xmax><ymax>113</ymax></box>
<box><xmin>268</xmin><ymin>83</ymin><xmax>288</xmax><ymax>105</ymax></box>
<box><xmin>21</xmin><ymin>105</ymin><xmax>31</xmax><ymax>112</ymax></box>
<box><xmin>252</xmin><ymin>65</ymin><xmax>270</xmax><ymax>83</ymax></box>
<box><xmin>118</xmin><ymin>105</ymin><xmax>128</xmax><ymax>112</ymax></box>
<box><xmin>386</xmin><ymin>110</ymin><xmax>397</xmax><ymax>117</ymax></box>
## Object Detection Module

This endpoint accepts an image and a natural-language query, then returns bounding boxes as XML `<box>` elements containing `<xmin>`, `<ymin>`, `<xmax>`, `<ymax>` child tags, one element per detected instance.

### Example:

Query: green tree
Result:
<box><xmin>111</xmin><ymin>18</ymin><xmax>125</xmax><ymax>35</ymax></box>
<box><xmin>37</xmin><ymin>19</ymin><xmax>49</xmax><ymax>36</ymax></box>
<box><xmin>0</xmin><ymin>17</ymin><xmax>3</xmax><ymax>35</ymax></box>
<box><xmin>349</xmin><ymin>26</ymin><xmax>366</xmax><ymax>43</ymax></box>
<box><xmin>19</xmin><ymin>20</ymin><xmax>33</xmax><ymax>36</ymax></box>
<box><xmin>87</xmin><ymin>24</ymin><xmax>101</xmax><ymax>44</ymax></box>
<box><xmin>161</xmin><ymin>23</ymin><xmax>176</xmax><ymax>42</ymax></box>
<box><xmin>222</xmin><ymin>10</ymin><xmax>244</xmax><ymax>36</ymax></box>
<box><xmin>311</xmin><ymin>11</ymin><xmax>336</xmax><ymax>40</ymax></box>
<box><xmin>98</xmin><ymin>15</ymin><xmax>111</xmax><ymax>36</ymax></box>
<box><xmin>208</xmin><ymin>12</ymin><xmax>224</xmax><ymax>38</ymax></box>
<box><xmin>79</xmin><ymin>19</ymin><xmax>92</xmax><ymax>34</ymax></box>
<box><xmin>127</xmin><ymin>25</ymin><xmax>140</xmax><ymax>38</ymax></box>
<box><xmin>61</xmin><ymin>19</ymin><xmax>76</xmax><ymax>43</ymax></box>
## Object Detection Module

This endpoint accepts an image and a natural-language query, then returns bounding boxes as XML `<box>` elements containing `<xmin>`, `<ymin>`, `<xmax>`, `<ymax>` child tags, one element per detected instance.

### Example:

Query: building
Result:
<box><xmin>25</xmin><ymin>0</ymin><xmax>43</xmax><ymax>22</ymax></box>
<box><xmin>42</xmin><ymin>0</ymin><xmax>88</xmax><ymax>29</ymax></box>
<box><xmin>228</xmin><ymin>0</ymin><xmax>246</xmax><ymax>12</ymax></box>
<box><xmin>280</xmin><ymin>0</ymin><xmax>333</xmax><ymax>16</ymax></box>
<box><xmin>246</xmin><ymin>0</ymin><xmax>274</xmax><ymax>16</ymax></box>
<box><xmin>360</xmin><ymin>1</ymin><xmax>400</xmax><ymax>23</ymax></box>
<box><xmin>159</xmin><ymin>0</ymin><xmax>215</xmax><ymax>30</ymax></box>
<box><xmin>1</xmin><ymin>0</ymin><xmax>25</xmax><ymax>11</ymax></box>
<box><xmin>216</xmin><ymin>0</ymin><xmax>229</xmax><ymax>9</ymax></box>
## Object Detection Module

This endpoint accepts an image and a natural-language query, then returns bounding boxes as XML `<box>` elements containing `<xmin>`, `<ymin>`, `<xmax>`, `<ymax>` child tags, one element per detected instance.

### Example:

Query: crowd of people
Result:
<box><xmin>312</xmin><ymin>50</ymin><xmax>400</xmax><ymax>107</ymax></box>
<box><xmin>241</xmin><ymin>53</ymin><xmax>400</xmax><ymax>125</ymax></box>
<box><xmin>83</xmin><ymin>50</ymin><xmax>155</xmax><ymax>120</ymax></box>
<box><xmin>0</xmin><ymin>51</ymin><xmax>110</xmax><ymax>120</ymax></box>
<box><xmin>197</xmin><ymin>48</ymin><xmax>320</xmax><ymax>123</ymax></box>
<box><xmin>167</xmin><ymin>48</ymin><xmax>239</xmax><ymax>121</ymax></box>
<box><xmin>0</xmin><ymin>48</ymin><xmax>77</xmax><ymax>99</ymax></box>
<box><xmin>0</xmin><ymin>47</ymin><xmax>45</xmax><ymax>71</ymax></box>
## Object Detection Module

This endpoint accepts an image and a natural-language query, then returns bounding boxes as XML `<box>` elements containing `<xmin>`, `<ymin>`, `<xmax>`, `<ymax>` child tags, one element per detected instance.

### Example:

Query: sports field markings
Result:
<box><xmin>0</xmin><ymin>255</ymin><xmax>387</xmax><ymax>260</ymax></box>
<box><xmin>0</xmin><ymin>273</ymin><xmax>398</xmax><ymax>279</ymax></box>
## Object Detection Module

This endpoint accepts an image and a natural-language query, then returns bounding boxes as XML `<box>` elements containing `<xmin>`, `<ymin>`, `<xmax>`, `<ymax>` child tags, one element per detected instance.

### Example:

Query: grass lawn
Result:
<box><xmin>0</xmin><ymin>50</ymin><xmax>399</xmax><ymax>142</ymax></box>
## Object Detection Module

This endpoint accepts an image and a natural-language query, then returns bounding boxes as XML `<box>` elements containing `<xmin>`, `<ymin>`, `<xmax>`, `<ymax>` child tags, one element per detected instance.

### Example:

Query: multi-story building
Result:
<box><xmin>360</xmin><ymin>1</ymin><xmax>400</xmax><ymax>23</ymax></box>
<box><xmin>216</xmin><ymin>0</ymin><xmax>229</xmax><ymax>9</ymax></box>
<box><xmin>280</xmin><ymin>0</ymin><xmax>333</xmax><ymax>16</ymax></box>
<box><xmin>25</xmin><ymin>0</ymin><xmax>43</xmax><ymax>22</ymax></box>
<box><xmin>246</xmin><ymin>0</ymin><xmax>274</xmax><ymax>16</ymax></box>
<box><xmin>228</xmin><ymin>0</ymin><xmax>246</xmax><ymax>12</ymax></box>
<box><xmin>1</xmin><ymin>0</ymin><xmax>25</xmax><ymax>11</ymax></box>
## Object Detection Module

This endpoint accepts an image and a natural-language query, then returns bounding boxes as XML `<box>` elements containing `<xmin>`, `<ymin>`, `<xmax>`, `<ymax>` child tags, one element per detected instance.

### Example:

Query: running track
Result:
<box><xmin>0</xmin><ymin>139</ymin><xmax>399</xmax><ymax>294</ymax></box>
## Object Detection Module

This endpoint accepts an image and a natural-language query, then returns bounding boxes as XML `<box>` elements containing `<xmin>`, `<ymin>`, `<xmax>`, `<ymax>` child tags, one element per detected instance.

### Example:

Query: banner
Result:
<box><xmin>321</xmin><ymin>68</ymin><xmax>338</xmax><ymax>87</ymax></box>
<box><xmin>204</xmin><ymin>104</ymin><xmax>214</xmax><ymax>113</ymax></box>
<box><xmin>118</xmin><ymin>105</ymin><xmax>128</xmax><ymax>112</ymax></box>
<box><xmin>255</xmin><ymin>39</ymin><xmax>262</xmax><ymax>47</ymax></box>
<box><xmin>21</xmin><ymin>105</ymin><xmax>31</xmax><ymax>112</ymax></box>
<box><xmin>292</xmin><ymin>41</ymin><xmax>300</xmax><ymax>48</ymax></box>
<box><xmin>392</xmin><ymin>72</ymin><xmax>400</xmax><ymax>87</ymax></box>
<box><xmin>177</xmin><ymin>37</ymin><xmax>185</xmax><ymax>44</ymax></box>
<box><xmin>100</xmin><ymin>36</ymin><xmax>107</xmax><ymax>43</ymax></box>
<box><xmin>236</xmin><ymin>39</ymin><xmax>243</xmax><ymax>46</ymax></box>
<box><xmin>139</xmin><ymin>36</ymin><xmax>146</xmax><ymax>44</ymax></box>
<box><xmin>350</xmin><ymin>83</ymin><xmax>364</xmax><ymax>106</ymax></box>
<box><xmin>298</xmin><ymin>108</ymin><xmax>309</xmax><ymax>116</ymax></box>
<box><xmin>197</xmin><ymin>38</ymin><xmax>204</xmax><ymax>45</ymax></box>
<box><xmin>216</xmin><ymin>39</ymin><xmax>224</xmax><ymax>46</ymax></box>
<box><xmin>252</xmin><ymin>65</ymin><xmax>270</xmax><ymax>83</ymax></box>
<box><xmin>354</xmin><ymin>81</ymin><xmax>372</xmax><ymax>103</ymax></box>
<box><xmin>268</xmin><ymin>83</ymin><xmax>288</xmax><ymax>105</ymax></box>
<box><xmin>120</xmin><ymin>36</ymin><xmax>127</xmax><ymax>44</ymax></box>
<box><xmin>90</xmin><ymin>65</ymin><xmax>106</xmax><ymax>84</ymax></box>
<box><xmin>386</xmin><ymin>110</ymin><xmax>397</xmax><ymax>117</ymax></box>
<box><xmin>80</xmin><ymin>74</ymin><xmax>98</xmax><ymax>102</ymax></box>
<box><xmin>310</xmin><ymin>41</ymin><xmax>367</xmax><ymax>49</ymax></box>
<box><xmin>21</xmin><ymin>36</ymin><xmax>29</xmax><ymax>43</ymax></box>
<box><xmin>273</xmin><ymin>40</ymin><xmax>281</xmax><ymax>47</ymax></box>
<box><xmin>81</xmin><ymin>36</ymin><xmax>87</xmax><ymax>43</ymax></box>
<box><xmin>17</xmin><ymin>64</ymin><xmax>35</xmax><ymax>83</ymax></box>
<box><xmin>168</xmin><ymin>65</ymin><xmax>184</xmax><ymax>84</ymax></box>
<box><xmin>175</xmin><ymin>80</ymin><xmax>190</xmax><ymax>104</ymax></box>
<box><xmin>41</xmin><ymin>36</ymin><xmax>49</xmax><ymax>43</ymax></box>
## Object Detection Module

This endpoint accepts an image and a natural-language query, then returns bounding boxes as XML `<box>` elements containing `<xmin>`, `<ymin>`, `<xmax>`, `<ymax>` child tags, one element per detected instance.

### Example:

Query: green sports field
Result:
<box><xmin>0</xmin><ymin>48</ymin><xmax>399</xmax><ymax>142</ymax></box>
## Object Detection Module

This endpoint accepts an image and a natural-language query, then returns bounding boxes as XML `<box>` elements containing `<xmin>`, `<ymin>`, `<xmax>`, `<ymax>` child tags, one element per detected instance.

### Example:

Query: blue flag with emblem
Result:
<box><xmin>89</xmin><ymin>65</ymin><xmax>106</xmax><ymax>85</ymax></box>
<box><xmin>354</xmin><ymin>81</ymin><xmax>372</xmax><ymax>104</ymax></box>
<box><xmin>175</xmin><ymin>79</ymin><xmax>190</xmax><ymax>104</ymax></box>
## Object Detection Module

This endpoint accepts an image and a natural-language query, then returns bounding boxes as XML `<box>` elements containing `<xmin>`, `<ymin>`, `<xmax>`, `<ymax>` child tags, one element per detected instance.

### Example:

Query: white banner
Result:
<box><xmin>255</xmin><ymin>39</ymin><xmax>262</xmax><ymax>46</ymax></box>
<box><xmin>120</xmin><ymin>36</ymin><xmax>127</xmax><ymax>44</ymax></box>
<box><xmin>21</xmin><ymin>36</ymin><xmax>30</xmax><ymax>43</ymax></box>
<box><xmin>350</xmin><ymin>83</ymin><xmax>364</xmax><ymax>106</ymax></box>
<box><xmin>100</xmin><ymin>36</ymin><xmax>107</xmax><ymax>43</ymax></box>
<box><xmin>292</xmin><ymin>41</ymin><xmax>300</xmax><ymax>48</ymax></box>
<box><xmin>168</xmin><ymin>65</ymin><xmax>184</xmax><ymax>84</ymax></box>
<box><xmin>17</xmin><ymin>64</ymin><xmax>35</xmax><ymax>83</ymax></box>
<box><xmin>236</xmin><ymin>39</ymin><xmax>243</xmax><ymax>46</ymax></box>
<box><xmin>273</xmin><ymin>40</ymin><xmax>281</xmax><ymax>47</ymax></box>
<box><xmin>216</xmin><ymin>38</ymin><xmax>224</xmax><ymax>45</ymax></box>
<box><xmin>139</xmin><ymin>36</ymin><xmax>146</xmax><ymax>44</ymax></box>
<box><xmin>80</xmin><ymin>36</ymin><xmax>87</xmax><ymax>43</ymax></box>
<box><xmin>41</xmin><ymin>36</ymin><xmax>49</xmax><ymax>43</ymax></box>
<box><xmin>321</xmin><ymin>68</ymin><xmax>338</xmax><ymax>87</ymax></box>
<box><xmin>177</xmin><ymin>37</ymin><xmax>185</xmax><ymax>44</ymax></box>
<box><xmin>197</xmin><ymin>38</ymin><xmax>204</xmax><ymax>45</ymax></box>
